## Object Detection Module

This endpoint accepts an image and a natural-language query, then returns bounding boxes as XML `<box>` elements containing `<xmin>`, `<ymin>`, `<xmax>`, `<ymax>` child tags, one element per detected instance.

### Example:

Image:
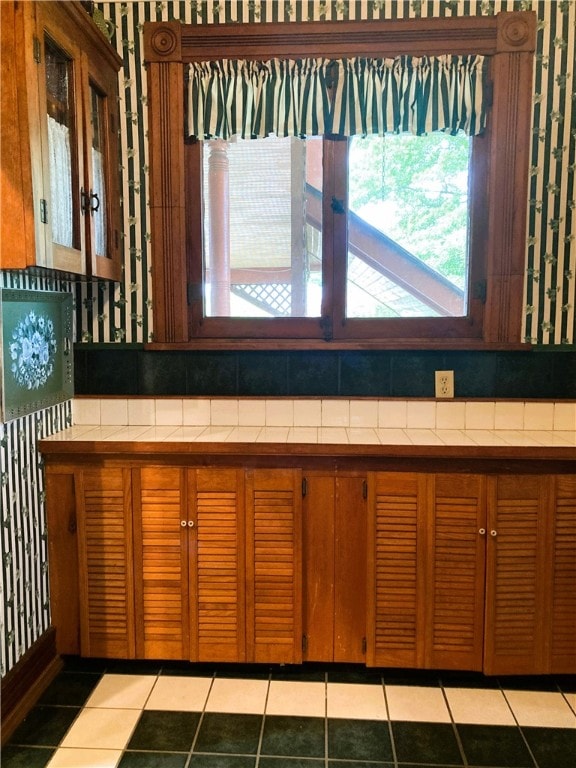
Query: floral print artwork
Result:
<box><xmin>9</xmin><ymin>312</ymin><xmax>57</xmax><ymax>390</ymax></box>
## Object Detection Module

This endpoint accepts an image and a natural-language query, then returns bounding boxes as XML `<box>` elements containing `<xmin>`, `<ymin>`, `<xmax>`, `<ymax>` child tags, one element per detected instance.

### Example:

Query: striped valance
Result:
<box><xmin>187</xmin><ymin>54</ymin><xmax>487</xmax><ymax>140</ymax></box>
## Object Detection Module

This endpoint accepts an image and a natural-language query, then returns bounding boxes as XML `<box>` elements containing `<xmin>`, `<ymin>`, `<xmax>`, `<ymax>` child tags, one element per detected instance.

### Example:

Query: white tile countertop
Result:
<box><xmin>37</xmin><ymin>398</ymin><xmax>576</xmax><ymax>461</ymax></box>
<box><xmin>40</xmin><ymin>422</ymin><xmax>576</xmax><ymax>448</ymax></box>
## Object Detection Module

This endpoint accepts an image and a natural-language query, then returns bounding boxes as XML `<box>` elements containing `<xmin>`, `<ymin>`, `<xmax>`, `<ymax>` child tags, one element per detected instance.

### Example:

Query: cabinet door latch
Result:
<box><xmin>33</xmin><ymin>36</ymin><xmax>41</xmax><ymax>64</ymax></box>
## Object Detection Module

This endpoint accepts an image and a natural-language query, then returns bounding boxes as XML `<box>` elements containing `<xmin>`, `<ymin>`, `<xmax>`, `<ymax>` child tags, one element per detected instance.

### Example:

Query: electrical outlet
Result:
<box><xmin>435</xmin><ymin>370</ymin><xmax>454</xmax><ymax>398</ymax></box>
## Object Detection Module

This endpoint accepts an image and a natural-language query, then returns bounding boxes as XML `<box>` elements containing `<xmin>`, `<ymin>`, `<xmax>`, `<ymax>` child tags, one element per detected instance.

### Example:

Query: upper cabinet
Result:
<box><xmin>0</xmin><ymin>1</ymin><xmax>122</xmax><ymax>280</ymax></box>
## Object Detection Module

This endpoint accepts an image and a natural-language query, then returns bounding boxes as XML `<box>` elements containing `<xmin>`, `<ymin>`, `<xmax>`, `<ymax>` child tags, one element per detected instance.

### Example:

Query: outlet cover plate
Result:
<box><xmin>435</xmin><ymin>370</ymin><xmax>454</xmax><ymax>398</ymax></box>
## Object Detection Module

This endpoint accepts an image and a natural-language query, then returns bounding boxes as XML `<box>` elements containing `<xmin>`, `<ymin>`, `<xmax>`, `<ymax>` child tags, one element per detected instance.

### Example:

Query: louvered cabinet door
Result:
<box><xmin>245</xmin><ymin>469</ymin><xmax>303</xmax><ymax>664</ymax></box>
<box><xmin>366</xmin><ymin>472</ymin><xmax>427</xmax><ymax>667</ymax></box>
<box><xmin>550</xmin><ymin>475</ymin><xmax>576</xmax><ymax>673</ymax></box>
<box><xmin>77</xmin><ymin>467</ymin><xmax>135</xmax><ymax>658</ymax></box>
<box><xmin>133</xmin><ymin>467</ymin><xmax>189</xmax><ymax>660</ymax></box>
<box><xmin>426</xmin><ymin>474</ymin><xmax>486</xmax><ymax>671</ymax></box>
<box><xmin>190</xmin><ymin>468</ymin><xmax>246</xmax><ymax>662</ymax></box>
<box><xmin>484</xmin><ymin>475</ymin><xmax>549</xmax><ymax>675</ymax></box>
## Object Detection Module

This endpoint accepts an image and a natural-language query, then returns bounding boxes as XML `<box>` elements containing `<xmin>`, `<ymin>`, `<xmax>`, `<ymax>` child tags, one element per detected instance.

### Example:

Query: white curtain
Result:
<box><xmin>92</xmin><ymin>146</ymin><xmax>106</xmax><ymax>256</ymax></box>
<box><xmin>47</xmin><ymin>116</ymin><xmax>73</xmax><ymax>247</ymax></box>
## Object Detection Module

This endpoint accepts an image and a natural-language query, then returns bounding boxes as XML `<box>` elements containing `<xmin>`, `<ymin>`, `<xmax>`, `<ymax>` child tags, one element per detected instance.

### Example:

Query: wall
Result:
<box><xmin>77</xmin><ymin>0</ymin><xmax>575</xmax><ymax>347</ymax></box>
<box><xmin>0</xmin><ymin>271</ymin><xmax>73</xmax><ymax>676</ymax></box>
<box><xmin>1</xmin><ymin>0</ymin><xmax>575</xmax><ymax>678</ymax></box>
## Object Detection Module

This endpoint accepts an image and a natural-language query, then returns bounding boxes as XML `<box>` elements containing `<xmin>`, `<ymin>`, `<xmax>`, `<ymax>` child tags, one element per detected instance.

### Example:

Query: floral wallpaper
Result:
<box><xmin>76</xmin><ymin>0</ymin><xmax>575</xmax><ymax>346</ymax></box>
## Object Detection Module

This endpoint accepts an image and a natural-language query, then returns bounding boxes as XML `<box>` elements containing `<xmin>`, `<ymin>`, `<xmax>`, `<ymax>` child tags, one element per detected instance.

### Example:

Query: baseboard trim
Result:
<box><xmin>1</xmin><ymin>626</ymin><xmax>63</xmax><ymax>745</ymax></box>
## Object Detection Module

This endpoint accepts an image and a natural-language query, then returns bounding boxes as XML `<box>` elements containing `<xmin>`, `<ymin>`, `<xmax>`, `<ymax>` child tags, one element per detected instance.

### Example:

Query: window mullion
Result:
<box><xmin>327</xmin><ymin>137</ymin><xmax>349</xmax><ymax>340</ymax></box>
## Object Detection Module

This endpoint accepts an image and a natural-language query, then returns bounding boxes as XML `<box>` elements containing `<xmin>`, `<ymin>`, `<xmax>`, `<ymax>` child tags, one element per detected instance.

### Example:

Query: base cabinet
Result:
<box><xmin>484</xmin><ymin>474</ymin><xmax>576</xmax><ymax>675</ymax></box>
<box><xmin>366</xmin><ymin>472</ymin><xmax>576</xmax><ymax>675</ymax></box>
<box><xmin>366</xmin><ymin>472</ymin><xmax>486</xmax><ymax>670</ymax></box>
<box><xmin>45</xmin><ymin>458</ymin><xmax>575</xmax><ymax>674</ymax></box>
<box><xmin>133</xmin><ymin>466</ymin><xmax>247</xmax><ymax>663</ymax></box>
<box><xmin>60</xmin><ymin>464</ymin><xmax>302</xmax><ymax>663</ymax></box>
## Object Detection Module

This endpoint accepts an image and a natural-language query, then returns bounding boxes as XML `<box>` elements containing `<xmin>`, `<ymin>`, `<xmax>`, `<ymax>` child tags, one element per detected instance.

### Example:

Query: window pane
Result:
<box><xmin>347</xmin><ymin>134</ymin><xmax>470</xmax><ymax>319</ymax></box>
<box><xmin>202</xmin><ymin>135</ymin><xmax>322</xmax><ymax>318</ymax></box>
<box><xmin>45</xmin><ymin>37</ymin><xmax>76</xmax><ymax>249</ymax></box>
<box><xmin>90</xmin><ymin>83</ymin><xmax>107</xmax><ymax>258</ymax></box>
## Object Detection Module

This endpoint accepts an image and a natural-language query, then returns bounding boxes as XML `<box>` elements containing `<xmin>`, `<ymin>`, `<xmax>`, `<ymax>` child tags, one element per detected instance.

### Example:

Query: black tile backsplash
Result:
<box><xmin>73</xmin><ymin>347</ymin><xmax>576</xmax><ymax>399</ymax></box>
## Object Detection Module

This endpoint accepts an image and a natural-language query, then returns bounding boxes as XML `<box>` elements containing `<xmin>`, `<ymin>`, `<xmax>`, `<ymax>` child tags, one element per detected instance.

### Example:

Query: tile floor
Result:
<box><xmin>3</xmin><ymin>660</ymin><xmax>575</xmax><ymax>768</ymax></box>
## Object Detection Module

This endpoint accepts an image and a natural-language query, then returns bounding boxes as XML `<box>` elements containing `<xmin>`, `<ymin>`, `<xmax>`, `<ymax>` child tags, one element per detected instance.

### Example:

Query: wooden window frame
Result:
<box><xmin>144</xmin><ymin>11</ymin><xmax>536</xmax><ymax>350</ymax></box>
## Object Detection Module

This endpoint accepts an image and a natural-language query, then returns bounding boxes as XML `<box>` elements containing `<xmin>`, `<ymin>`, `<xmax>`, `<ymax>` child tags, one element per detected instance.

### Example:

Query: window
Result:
<box><xmin>144</xmin><ymin>11</ymin><xmax>536</xmax><ymax>349</ymax></box>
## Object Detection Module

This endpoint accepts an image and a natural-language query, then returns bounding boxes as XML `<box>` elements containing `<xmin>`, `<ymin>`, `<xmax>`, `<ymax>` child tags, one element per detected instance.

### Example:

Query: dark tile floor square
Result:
<box><xmin>38</xmin><ymin>670</ymin><xmax>102</xmax><ymax>706</ymax></box>
<box><xmin>497</xmin><ymin>676</ymin><xmax>560</xmax><ymax>692</ymax></box>
<box><xmin>328</xmin><ymin>718</ymin><xmax>393</xmax><ymax>763</ymax></box>
<box><xmin>216</xmin><ymin>664</ymin><xmax>271</xmax><ymax>680</ymax></box>
<box><xmin>327</xmin><ymin>762</ymin><xmax>393</xmax><ymax>768</ymax></box>
<box><xmin>392</xmin><ymin>721</ymin><xmax>463</xmax><ymax>765</ymax></box>
<box><xmin>441</xmin><ymin>671</ymin><xmax>500</xmax><ymax>689</ymax></box>
<box><xmin>9</xmin><ymin>705</ymin><xmax>81</xmax><ymax>747</ymax></box>
<box><xmin>261</xmin><ymin>715</ymin><xmax>325</xmax><ymax>758</ymax></box>
<box><xmin>270</xmin><ymin>664</ymin><xmax>327</xmax><ymax>682</ymax></box>
<box><xmin>189</xmin><ymin>757</ymin><xmax>256</xmax><ymax>767</ymax></box>
<box><xmin>194</xmin><ymin>713</ymin><xmax>262</xmax><ymax>755</ymax></box>
<box><xmin>260</xmin><ymin>759</ymin><xmax>325</xmax><ymax>767</ymax></box>
<box><xmin>127</xmin><ymin>710</ymin><xmax>200</xmax><ymax>752</ymax></box>
<box><xmin>118</xmin><ymin>752</ymin><xmax>189</xmax><ymax>768</ymax></box>
<box><xmin>327</xmin><ymin>664</ymin><xmax>384</xmax><ymax>684</ymax></box>
<box><xmin>521</xmin><ymin>726</ymin><xmax>576</xmax><ymax>768</ymax></box>
<box><xmin>553</xmin><ymin>675</ymin><xmax>576</xmax><ymax>694</ymax></box>
<box><xmin>383</xmin><ymin>669</ymin><xmax>442</xmax><ymax>687</ymax></box>
<box><xmin>160</xmin><ymin>661</ymin><xmax>216</xmax><ymax>677</ymax></box>
<box><xmin>0</xmin><ymin>745</ymin><xmax>55</xmax><ymax>768</ymax></box>
<box><xmin>456</xmin><ymin>724</ymin><xmax>535</xmax><ymax>767</ymax></box>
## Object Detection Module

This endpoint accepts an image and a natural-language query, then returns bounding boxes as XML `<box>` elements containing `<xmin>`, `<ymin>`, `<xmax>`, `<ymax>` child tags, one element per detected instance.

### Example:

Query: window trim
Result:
<box><xmin>144</xmin><ymin>11</ymin><xmax>536</xmax><ymax>350</ymax></box>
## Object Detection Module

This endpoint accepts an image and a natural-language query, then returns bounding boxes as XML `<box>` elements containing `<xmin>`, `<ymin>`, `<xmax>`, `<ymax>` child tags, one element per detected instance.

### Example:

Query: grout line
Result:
<box><xmin>381</xmin><ymin>677</ymin><xmax>399</xmax><ymax>768</ymax></box>
<box><xmin>253</xmin><ymin>670</ymin><xmax>272</xmax><ymax>767</ymax></box>
<box><xmin>499</xmin><ymin>685</ymin><xmax>540</xmax><ymax>768</ymax></box>
<box><xmin>439</xmin><ymin>681</ymin><xmax>470</xmax><ymax>768</ymax></box>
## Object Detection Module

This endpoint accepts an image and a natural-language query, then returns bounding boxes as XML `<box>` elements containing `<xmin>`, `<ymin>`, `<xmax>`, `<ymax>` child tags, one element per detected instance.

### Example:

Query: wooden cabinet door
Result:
<box><xmin>484</xmin><ymin>474</ymin><xmax>547</xmax><ymax>674</ymax></box>
<box><xmin>76</xmin><ymin>467</ymin><xmax>135</xmax><ymax>658</ymax></box>
<box><xmin>367</xmin><ymin>472</ymin><xmax>486</xmax><ymax>670</ymax></box>
<box><xmin>133</xmin><ymin>467</ymin><xmax>190</xmax><ymax>660</ymax></box>
<box><xmin>367</xmin><ymin>472</ymin><xmax>427</xmax><ymax>667</ymax></box>
<box><xmin>191</xmin><ymin>468</ymin><xmax>246</xmax><ymax>663</ymax></box>
<box><xmin>133</xmin><ymin>466</ymin><xmax>246</xmax><ymax>663</ymax></box>
<box><xmin>425</xmin><ymin>474</ymin><xmax>486</xmax><ymax>671</ymax></box>
<box><xmin>246</xmin><ymin>469</ymin><xmax>302</xmax><ymax>664</ymax></box>
<box><xmin>549</xmin><ymin>475</ymin><xmax>576</xmax><ymax>673</ymax></box>
<box><xmin>302</xmin><ymin>473</ymin><xmax>366</xmax><ymax>663</ymax></box>
<box><xmin>302</xmin><ymin>474</ymin><xmax>335</xmax><ymax>661</ymax></box>
<box><xmin>485</xmin><ymin>474</ymin><xmax>576</xmax><ymax>675</ymax></box>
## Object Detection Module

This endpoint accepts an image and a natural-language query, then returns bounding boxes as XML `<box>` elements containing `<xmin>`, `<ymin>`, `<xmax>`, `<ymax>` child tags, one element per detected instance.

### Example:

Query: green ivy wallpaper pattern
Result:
<box><xmin>78</xmin><ymin>0</ymin><xmax>575</xmax><ymax>346</ymax></box>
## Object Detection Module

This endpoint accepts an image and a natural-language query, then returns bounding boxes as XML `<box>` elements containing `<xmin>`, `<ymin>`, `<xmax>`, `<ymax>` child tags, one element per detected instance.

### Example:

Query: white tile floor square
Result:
<box><xmin>144</xmin><ymin>675</ymin><xmax>213</xmax><ymax>711</ymax></box>
<box><xmin>60</xmin><ymin>707</ymin><xmax>141</xmax><ymax>750</ymax></box>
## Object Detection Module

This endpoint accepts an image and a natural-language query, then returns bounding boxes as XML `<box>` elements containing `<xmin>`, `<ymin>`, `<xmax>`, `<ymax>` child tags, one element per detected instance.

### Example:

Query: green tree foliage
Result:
<box><xmin>348</xmin><ymin>133</ymin><xmax>470</xmax><ymax>288</ymax></box>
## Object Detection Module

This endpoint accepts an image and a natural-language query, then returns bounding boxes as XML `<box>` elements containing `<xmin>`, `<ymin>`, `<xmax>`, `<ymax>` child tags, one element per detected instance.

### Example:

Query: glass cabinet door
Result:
<box><xmin>85</xmin><ymin>74</ymin><xmax>121</xmax><ymax>281</ymax></box>
<box><xmin>89</xmin><ymin>83</ymin><xmax>107</xmax><ymax>259</ymax></box>
<box><xmin>42</xmin><ymin>33</ymin><xmax>85</xmax><ymax>273</ymax></box>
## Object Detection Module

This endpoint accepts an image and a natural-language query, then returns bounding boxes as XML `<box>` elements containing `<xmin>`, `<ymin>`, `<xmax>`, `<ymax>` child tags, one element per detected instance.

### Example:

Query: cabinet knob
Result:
<box><xmin>490</xmin><ymin>529</ymin><xmax>498</xmax><ymax>537</ymax></box>
<box><xmin>180</xmin><ymin>520</ymin><xmax>187</xmax><ymax>527</ymax></box>
<box><xmin>478</xmin><ymin>528</ymin><xmax>486</xmax><ymax>535</ymax></box>
<box><xmin>188</xmin><ymin>520</ymin><xmax>195</xmax><ymax>528</ymax></box>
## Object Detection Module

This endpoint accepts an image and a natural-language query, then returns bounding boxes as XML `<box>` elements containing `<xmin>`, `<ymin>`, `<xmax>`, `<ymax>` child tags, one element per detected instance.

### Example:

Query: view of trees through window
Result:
<box><xmin>202</xmin><ymin>132</ymin><xmax>470</xmax><ymax>320</ymax></box>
